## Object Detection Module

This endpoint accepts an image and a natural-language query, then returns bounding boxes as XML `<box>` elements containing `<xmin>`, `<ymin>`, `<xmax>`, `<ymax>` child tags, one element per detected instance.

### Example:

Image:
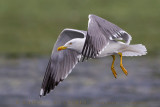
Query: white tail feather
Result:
<box><xmin>122</xmin><ymin>44</ymin><xmax>147</xmax><ymax>56</ymax></box>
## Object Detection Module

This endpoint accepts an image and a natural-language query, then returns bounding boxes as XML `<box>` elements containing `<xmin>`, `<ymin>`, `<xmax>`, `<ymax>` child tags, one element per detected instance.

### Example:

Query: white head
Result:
<box><xmin>57</xmin><ymin>38</ymin><xmax>85</xmax><ymax>53</ymax></box>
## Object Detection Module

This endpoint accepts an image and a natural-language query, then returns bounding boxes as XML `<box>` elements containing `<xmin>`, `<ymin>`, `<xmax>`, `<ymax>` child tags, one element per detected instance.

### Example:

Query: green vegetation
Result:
<box><xmin>0</xmin><ymin>0</ymin><xmax>160</xmax><ymax>56</ymax></box>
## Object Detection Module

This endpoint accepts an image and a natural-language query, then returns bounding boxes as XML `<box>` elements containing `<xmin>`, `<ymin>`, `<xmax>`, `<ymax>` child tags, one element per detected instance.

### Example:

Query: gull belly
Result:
<box><xmin>97</xmin><ymin>41</ymin><xmax>125</xmax><ymax>57</ymax></box>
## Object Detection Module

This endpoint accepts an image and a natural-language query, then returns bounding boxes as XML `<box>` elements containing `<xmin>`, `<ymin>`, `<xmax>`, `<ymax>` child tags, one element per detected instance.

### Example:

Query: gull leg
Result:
<box><xmin>118</xmin><ymin>52</ymin><xmax>128</xmax><ymax>76</ymax></box>
<box><xmin>111</xmin><ymin>55</ymin><xmax>117</xmax><ymax>78</ymax></box>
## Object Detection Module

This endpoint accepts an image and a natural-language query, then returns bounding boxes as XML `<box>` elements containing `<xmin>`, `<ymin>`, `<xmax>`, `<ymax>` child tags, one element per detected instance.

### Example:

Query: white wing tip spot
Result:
<box><xmin>40</xmin><ymin>89</ymin><xmax>44</xmax><ymax>96</ymax></box>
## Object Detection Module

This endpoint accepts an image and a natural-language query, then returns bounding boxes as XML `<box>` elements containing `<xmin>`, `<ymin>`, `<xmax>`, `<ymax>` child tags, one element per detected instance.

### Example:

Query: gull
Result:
<box><xmin>40</xmin><ymin>14</ymin><xmax>147</xmax><ymax>97</ymax></box>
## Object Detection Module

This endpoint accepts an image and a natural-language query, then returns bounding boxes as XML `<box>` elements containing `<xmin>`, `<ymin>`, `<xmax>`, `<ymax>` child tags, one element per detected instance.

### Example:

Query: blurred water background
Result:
<box><xmin>0</xmin><ymin>0</ymin><xmax>160</xmax><ymax>107</ymax></box>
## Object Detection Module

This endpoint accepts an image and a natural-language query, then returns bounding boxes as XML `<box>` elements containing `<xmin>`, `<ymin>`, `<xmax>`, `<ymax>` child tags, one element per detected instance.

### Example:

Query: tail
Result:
<box><xmin>122</xmin><ymin>44</ymin><xmax>147</xmax><ymax>56</ymax></box>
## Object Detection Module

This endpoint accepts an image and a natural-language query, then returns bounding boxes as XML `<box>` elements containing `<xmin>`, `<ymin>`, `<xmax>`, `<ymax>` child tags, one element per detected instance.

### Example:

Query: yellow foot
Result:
<box><xmin>118</xmin><ymin>52</ymin><xmax>128</xmax><ymax>76</ymax></box>
<box><xmin>120</xmin><ymin>65</ymin><xmax>128</xmax><ymax>76</ymax></box>
<box><xmin>111</xmin><ymin>67</ymin><xmax>117</xmax><ymax>78</ymax></box>
<box><xmin>111</xmin><ymin>55</ymin><xmax>117</xmax><ymax>78</ymax></box>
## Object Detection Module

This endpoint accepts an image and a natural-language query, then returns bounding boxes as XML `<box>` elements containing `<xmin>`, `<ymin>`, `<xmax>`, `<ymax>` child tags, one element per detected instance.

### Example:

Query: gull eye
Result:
<box><xmin>69</xmin><ymin>42</ymin><xmax>72</xmax><ymax>45</ymax></box>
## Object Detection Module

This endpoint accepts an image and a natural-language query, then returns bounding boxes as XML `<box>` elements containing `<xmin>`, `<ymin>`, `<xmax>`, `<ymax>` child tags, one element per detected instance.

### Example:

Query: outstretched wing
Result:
<box><xmin>40</xmin><ymin>29</ymin><xmax>86</xmax><ymax>97</ymax></box>
<box><xmin>82</xmin><ymin>14</ymin><xmax>132</xmax><ymax>60</ymax></box>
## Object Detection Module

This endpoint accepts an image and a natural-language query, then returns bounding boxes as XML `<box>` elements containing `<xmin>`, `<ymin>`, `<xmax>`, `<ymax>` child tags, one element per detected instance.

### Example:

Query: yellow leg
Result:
<box><xmin>118</xmin><ymin>52</ymin><xmax>128</xmax><ymax>76</ymax></box>
<box><xmin>111</xmin><ymin>55</ymin><xmax>117</xmax><ymax>78</ymax></box>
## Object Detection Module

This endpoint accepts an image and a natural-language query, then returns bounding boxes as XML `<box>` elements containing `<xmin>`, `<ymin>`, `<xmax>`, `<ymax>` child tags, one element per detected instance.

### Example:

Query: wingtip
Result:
<box><xmin>88</xmin><ymin>14</ymin><xmax>94</xmax><ymax>18</ymax></box>
<box><xmin>88</xmin><ymin>14</ymin><xmax>97</xmax><ymax>18</ymax></box>
<box><xmin>40</xmin><ymin>89</ymin><xmax>44</xmax><ymax>97</ymax></box>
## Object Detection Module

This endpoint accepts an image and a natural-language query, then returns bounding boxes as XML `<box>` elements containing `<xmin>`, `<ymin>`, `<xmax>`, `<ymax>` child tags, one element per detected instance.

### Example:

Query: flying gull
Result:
<box><xmin>40</xmin><ymin>14</ymin><xmax>147</xmax><ymax>97</ymax></box>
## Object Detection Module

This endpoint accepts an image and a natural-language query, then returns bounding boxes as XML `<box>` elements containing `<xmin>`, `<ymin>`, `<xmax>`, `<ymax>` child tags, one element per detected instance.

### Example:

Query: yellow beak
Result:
<box><xmin>57</xmin><ymin>46</ymin><xmax>67</xmax><ymax>51</ymax></box>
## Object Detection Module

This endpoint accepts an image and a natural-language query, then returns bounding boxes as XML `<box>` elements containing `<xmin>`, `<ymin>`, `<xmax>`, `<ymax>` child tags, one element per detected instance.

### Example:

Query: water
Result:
<box><xmin>0</xmin><ymin>56</ymin><xmax>160</xmax><ymax>107</ymax></box>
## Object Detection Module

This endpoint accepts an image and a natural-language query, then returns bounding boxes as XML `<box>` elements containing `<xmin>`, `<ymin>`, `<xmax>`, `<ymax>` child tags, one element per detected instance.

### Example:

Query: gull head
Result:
<box><xmin>57</xmin><ymin>38</ymin><xmax>85</xmax><ymax>52</ymax></box>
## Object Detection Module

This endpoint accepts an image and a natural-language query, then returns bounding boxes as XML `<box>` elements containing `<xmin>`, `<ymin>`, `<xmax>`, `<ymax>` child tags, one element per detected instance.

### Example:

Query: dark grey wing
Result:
<box><xmin>82</xmin><ymin>14</ymin><xmax>132</xmax><ymax>60</ymax></box>
<box><xmin>40</xmin><ymin>29</ymin><xmax>86</xmax><ymax>97</ymax></box>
